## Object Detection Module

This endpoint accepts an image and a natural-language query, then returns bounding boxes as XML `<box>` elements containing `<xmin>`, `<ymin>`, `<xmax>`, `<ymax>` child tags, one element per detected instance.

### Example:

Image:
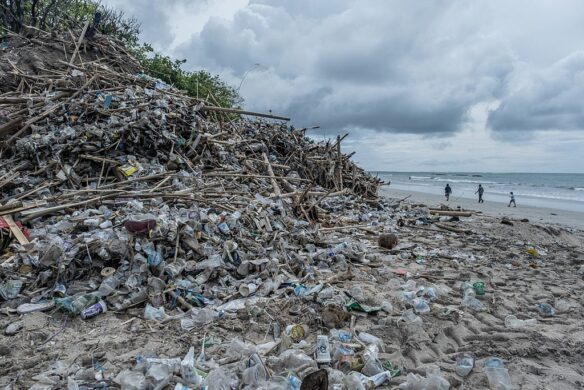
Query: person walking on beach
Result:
<box><xmin>508</xmin><ymin>192</ymin><xmax>516</xmax><ymax>207</ymax></box>
<box><xmin>475</xmin><ymin>184</ymin><xmax>484</xmax><ymax>203</ymax></box>
<box><xmin>445</xmin><ymin>184</ymin><xmax>452</xmax><ymax>201</ymax></box>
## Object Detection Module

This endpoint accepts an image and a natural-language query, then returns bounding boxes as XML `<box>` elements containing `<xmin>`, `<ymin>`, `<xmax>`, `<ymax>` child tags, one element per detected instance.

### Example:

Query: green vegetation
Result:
<box><xmin>132</xmin><ymin>43</ymin><xmax>242</xmax><ymax>108</ymax></box>
<box><xmin>0</xmin><ymin>0</ymin><xmax>241</xmax><ymax>107</ymax></box>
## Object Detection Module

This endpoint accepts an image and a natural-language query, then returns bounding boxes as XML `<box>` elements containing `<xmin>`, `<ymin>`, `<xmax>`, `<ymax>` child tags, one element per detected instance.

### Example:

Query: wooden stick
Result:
<box><xmin>318</xmin><ymin>224</ymin><xmax>374</xmax><ymax>232</ymax></box>
<box><xmin>262</xmin><ymin>153</ymin><xmax>282</xmax><ymax>197</ymax></box>
<box><xmin>2</xmin><ymin>215</ymin><xmax>29</xmax><ymax>245</ymax></box>
<box><xmin>69</xmin><ymin>21</ymin><xmax>90</xmax><ymax>67</ymax></box>
<box><xmin>336</xmin><ymin>134</ymin><xmax>343</xmax><ymax>190</ymax></box>
<box><xmin>201</xmin><ymin>106</ymin><xmax>290</xmax><ymax>121</ymax></box>
<box><xmin>434</xmin><ymin>222</ymin><xmax>471</xmax><ymax>234</ymax></box>
<box><xmin>203</xmin><ymin>172</ymin><xmax>310</xmax><ymax>182</ymax></box>
<box><xmin>429</xmin><ymin>210</ymin><xmax>472</xmax><ymax>217</ymax></box>
<box><xmin>7</xmin><ymin>75</ymin><xmax>97</xmax><ymax>143</ymax></box>
<box><xmin>0</xmin><ymin>200</ymin><xmax>48</xmax><ymax>216</ymax></box>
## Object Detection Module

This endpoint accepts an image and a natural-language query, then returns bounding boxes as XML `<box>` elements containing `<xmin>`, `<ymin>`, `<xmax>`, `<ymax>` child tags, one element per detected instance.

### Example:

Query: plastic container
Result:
<box><xmin>81</xmin><ymin>300</ymin><xmax>107</xmax><ymax>319</ymax></box>
<box><xmin>239</xmin><ymin>283</ymin><xmax>257</xmax><ymax>297</ymax></box>
<box><xmin>97</xmin><ymin>274</ymin><xmax>121</xmax><ymax>296</ymax></box>
<box><xmin>180</xmin><ymin>347</ymin><xmax>202</xmax><ymax>385</ymax></box>
<box><xmin>484</xmin><ymin>357</ymin><xmax>513</xmax><ymax>390</ymax></box>
<box><xmin>536</xmin><ymin>303</ymin><xmax>555</xmax><ymax>317</ymax></box>
<box><xmin>413</xmin><ymin>298</ymin><xmax>430</xmax><ymax>314</ymax></box>
<box><xmin>455</xmin><ymin>353</ymin><xmax>474</xmax><ymax>377</ymax></box>
<box><xmin>505</xmin><ymin>315</ymin><xmax>536</xmax><ymax>328</ymax></box>
<box><xmin>315</xmin><ymin>335</ymin><xmax>331</xmax><ymax>363</ymax></box>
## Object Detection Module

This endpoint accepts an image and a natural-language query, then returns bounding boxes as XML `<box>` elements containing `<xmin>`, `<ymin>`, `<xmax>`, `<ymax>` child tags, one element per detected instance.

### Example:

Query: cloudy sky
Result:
<box><xmin>103</xmin><ymin>0</ymin><xmax>584</xmax><ymax>173</ymax></box>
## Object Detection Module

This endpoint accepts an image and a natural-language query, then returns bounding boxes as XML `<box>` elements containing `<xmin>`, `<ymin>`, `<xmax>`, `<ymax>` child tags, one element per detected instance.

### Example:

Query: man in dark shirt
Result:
<box><xmin>475</xmin><ymin>184</ymin><xmax>484</xmax><ymax>203</ymax></box>
<box><xmin>445</xmin><ymin>184</ymin><xmax>452</xmax><ymax>201</ymax></box>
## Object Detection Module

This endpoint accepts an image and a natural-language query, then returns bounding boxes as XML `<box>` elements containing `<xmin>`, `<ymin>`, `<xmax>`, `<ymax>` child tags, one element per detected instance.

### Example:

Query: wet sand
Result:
<box><xmin>381</xmin><ymin>187</ymin><xmax>584</xmax><ymax>230</ymax></box>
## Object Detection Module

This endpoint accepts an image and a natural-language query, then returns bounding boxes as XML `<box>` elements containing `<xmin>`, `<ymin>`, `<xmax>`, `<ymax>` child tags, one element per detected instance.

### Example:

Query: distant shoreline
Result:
<box><xmin>381</xmin><ymin>187</ymin><xmax>584</xmax><ymax>230</ymax></box>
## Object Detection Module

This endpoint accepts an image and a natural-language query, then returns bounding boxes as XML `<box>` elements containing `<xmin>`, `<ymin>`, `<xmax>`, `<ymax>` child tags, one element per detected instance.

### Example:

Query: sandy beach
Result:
<box><xmin>2</xmin><ymin>21</ymin><xmax>584</xmax><ymax>390</ymax></box>
<box><xmin>382</xmin><ymin>187</ymin><xmax>584</xmax><ymax>230</ymax></box>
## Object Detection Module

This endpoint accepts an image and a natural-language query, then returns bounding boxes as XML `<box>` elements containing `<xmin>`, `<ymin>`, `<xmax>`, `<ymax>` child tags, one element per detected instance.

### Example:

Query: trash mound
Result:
<box><xmin>0</xmin><ymin>28</ymin><xmax>403</xmax><ymax>388</ymax></box>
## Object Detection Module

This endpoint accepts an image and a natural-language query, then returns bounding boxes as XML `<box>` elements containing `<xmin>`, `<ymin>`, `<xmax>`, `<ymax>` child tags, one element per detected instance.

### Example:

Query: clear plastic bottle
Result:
<box><xmin>97</xmin><ymin>274</ymin><xmax>121</xmax><ymax>296</ymax></box>
<box><xmin>505</xmin><ymin>315</ymin><xmax>537</xmax><ymax>328</ymax></box>
<box><xmin>227</xmin><ymin>210</ymin><xmax>241</xmax><ymax>228</ymax></box>
<box><xmin>56</xmin><ymin>294</ymin><xmax>99</xmax><ymax>315</ymax></box>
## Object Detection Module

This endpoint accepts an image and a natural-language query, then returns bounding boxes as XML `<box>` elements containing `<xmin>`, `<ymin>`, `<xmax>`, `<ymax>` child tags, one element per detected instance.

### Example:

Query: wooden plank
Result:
<box><xmin>429</xmin><ymin>210</ymin><xmax>472</xmax><ymax>217</ymax></box>
<box><xmin>3</xmin><ymin>215</ymin><xmax>29</xmax><ymax>245</ymax></box>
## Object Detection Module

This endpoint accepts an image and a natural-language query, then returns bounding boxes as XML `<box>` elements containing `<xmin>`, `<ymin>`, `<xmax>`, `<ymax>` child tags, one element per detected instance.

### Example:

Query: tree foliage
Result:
<box><xmin>0</xmin><ymin>0</ymin><xmax>241</xmax><ymax>107</ymax></box>
<box><xmin>0</xmin><ymin>0</ymin><xmax>140</xmax><ymax>44</ymax></box>
<box><xmin>132</xmin><ymin>43</ymin><xmax>242</xmax><ymax>108</ymax></box>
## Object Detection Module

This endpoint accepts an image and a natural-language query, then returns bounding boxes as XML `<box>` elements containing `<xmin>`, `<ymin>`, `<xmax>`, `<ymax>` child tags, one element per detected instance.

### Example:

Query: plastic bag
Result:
<box><xmin>180</xmin><ymin>347</ymin><xmax>202</xmax><ymax>385</ymax></box>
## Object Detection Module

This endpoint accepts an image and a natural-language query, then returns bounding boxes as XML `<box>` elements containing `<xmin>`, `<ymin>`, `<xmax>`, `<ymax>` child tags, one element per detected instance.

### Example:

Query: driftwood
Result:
<box><xmin>429</xmin><ymin>210</ymin><xmax>472</xmax><ymax>217</ymax></box>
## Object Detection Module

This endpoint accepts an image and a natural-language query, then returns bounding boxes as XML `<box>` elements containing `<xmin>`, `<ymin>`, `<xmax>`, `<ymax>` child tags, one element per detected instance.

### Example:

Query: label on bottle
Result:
<box><xmin>81</xmin><ymin>300</ymin><xmax>107</xmax><ymax>319</ymax></box>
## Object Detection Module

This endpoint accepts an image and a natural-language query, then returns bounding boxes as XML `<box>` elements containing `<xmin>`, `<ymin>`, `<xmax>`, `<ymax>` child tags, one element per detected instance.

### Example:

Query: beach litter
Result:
<box><xmin>0</xmin><ymin>22</ymin><xmax>583</xmax><ymax>390</ymax></box>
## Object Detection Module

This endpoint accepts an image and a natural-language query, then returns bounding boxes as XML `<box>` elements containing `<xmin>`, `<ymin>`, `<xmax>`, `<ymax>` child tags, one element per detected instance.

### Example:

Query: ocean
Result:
<box><xmin>372</xmin><ymin>172</ymin><xmax>584</xmax><ymax>212</ymax></box>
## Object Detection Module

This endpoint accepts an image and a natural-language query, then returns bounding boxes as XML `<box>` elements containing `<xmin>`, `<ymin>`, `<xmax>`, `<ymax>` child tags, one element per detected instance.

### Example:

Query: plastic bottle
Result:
<box><xmin>115</xmin><ymin>287</ymin><xmax>148</xmax><ymax>310</ymax></box>
<box><xmin>328</xmin><ymin>242</ymin><xmax>348</xmax><ymax>257</ymax></box>
<box><xmin>536</xmin><ymin>303</ymin><xmax>555</xmax><ymax>317</ymax></box>
<box><xmin>505</xmin><ymin>315</ymin><xmax>537</xmax><ymax>328</ymax></box>
<box><xmin>217</xmin><ymin>222</ymin><xmax>230</xmax><ymax>235</ymax></box>
<box><xmin>227</xmin><ymin>210</ymin><xmax>241</xmax><ymax>228</ymax></box>
<box><xmin>56</xmin><ymin>294</ymin><xmax>99</xmax><ymax>315</ymax></box>
<box><xmin>413</xmin><ymin>298</ymin><xmax>430</xmax><ymax>314</ymax></box>
<box><xmin>1</xmin><ymin>279</ymin><xmax>23</xmax><ymax>299</ymax></box>
<box><xmin>97</xmin><ymin>274</ymin><xmax>121</xmax><ymax>296</ymax></box>
<box><xmin>81</xmin><ymin>300</ymin><xmax>107</xmax><ymax>319</ymax></box>
<box><xmin>144</xmin><ymin>304</ymin><xmax>166</xmax><ymax>321</ymax></box>
<box><xmin>242</xmin><ymin>354</ymin><xmax>268</xmax><ymax>385</ymax></box>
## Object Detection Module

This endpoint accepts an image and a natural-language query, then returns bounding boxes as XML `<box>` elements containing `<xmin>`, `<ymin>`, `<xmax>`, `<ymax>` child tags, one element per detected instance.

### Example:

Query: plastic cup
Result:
<box><xmin>239</xmin><ymin>283</ymin><xmax>257</xmax><ymax>297</ymax></box>
<box><xmin>473</xmin><ymin>281</ymin><xmax>485</xmax><ymax>296</ymax></box>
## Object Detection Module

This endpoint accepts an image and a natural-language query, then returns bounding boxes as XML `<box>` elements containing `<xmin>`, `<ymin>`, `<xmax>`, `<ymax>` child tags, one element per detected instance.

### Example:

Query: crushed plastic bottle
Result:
<box><xmin>484</xmin><ymin>357</ymin><xmax>513</xmax><ymax>390</ymax></box>
<box><xmin>505</xmin><ymin>315</ymin><xmax>537</xmax><ymax>328</ymax></box>
<box><xmin>399</xmin><ymin>365</ymin><xmax>449</xmax><ymax>389</ymax></box>
<box><xmin>97</xmin><ymin>274</ymin><xmax>121</xmax><ymax>296</ymax></box>
<box><xmin>358</xmin><ymin>332</ymin><xmax>385</xmax><ymax>351</ymax></box>
<box><xmin>536</xmin><ymin>303</ymin><xmax>555</xmax><ymax>317</ymax></box>
<box><xmin>0</xmin><ymin>279</ymin><xmax>23</xmax><ymax>300</ymax></box>
<box><xmin>144</xmin><ymin>303</ymin><xmax>166</xmax><ymax>321</ymax></box>
<box><xmin>412</xmin><ymin>298</ymin><xmax>430</xmax><ymax>314</ymax></box>
<box><xmin>461</xmin><ymin>287</ymin><xmax>484</xmax><ymax>312</ymax></box>
<box><xmin>114</xmin><ymin>369</ymin><xmax>146</xmax><ymax>390</ymax></box>
<box><xmin>455</xmin><ymin>353</ymin><xmax>474</xmax><ymax>377</ymax></box>
<box><xmin>180</xmin><ymin>347</ymin><xmax>202</xmax><ymax>386</ymax></box>
<box><xmin>242</xmin><ymin>353</ymin><xmax>268</xmax><ymax>385</ymax></box>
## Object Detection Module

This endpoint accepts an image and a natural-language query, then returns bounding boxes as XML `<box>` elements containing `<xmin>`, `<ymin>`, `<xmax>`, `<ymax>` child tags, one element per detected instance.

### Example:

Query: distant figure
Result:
<box><xmin>475</xmin><ymin>184</ymin><xmax>484</xmax><ymax>203</ymax></box>
<box><xmin>445</xmin><ymin>184</ymin><xmax>452</xmax><ymax>201</ymax></box>
<box><xmin>508</xmin><ymin>192</ymin><xmax>516</xmax><ymax>207</ymax></box>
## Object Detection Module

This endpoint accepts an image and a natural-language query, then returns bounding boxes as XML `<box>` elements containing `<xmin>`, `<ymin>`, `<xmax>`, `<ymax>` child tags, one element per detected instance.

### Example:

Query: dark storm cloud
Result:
<box><xmin>105</xmin><ymin>0</ymin><xmax>584</xmax><ymax>139</ymax></box>
<box><xmin>172</xmin><ymin>0</ymin><xmax>522</xmax><ymax>135</ymax></box>
<box><xmin>488</xmin><ymin>52</ymin><xmax>584</xmax><ymax>134</ymax></box>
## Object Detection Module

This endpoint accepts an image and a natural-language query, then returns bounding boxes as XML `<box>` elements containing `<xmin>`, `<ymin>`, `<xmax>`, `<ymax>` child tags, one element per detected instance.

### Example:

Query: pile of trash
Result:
<box><xmin>0</xmin><ymin>27</ymin><xmax>421</xmax><ymax>389</ymax></box>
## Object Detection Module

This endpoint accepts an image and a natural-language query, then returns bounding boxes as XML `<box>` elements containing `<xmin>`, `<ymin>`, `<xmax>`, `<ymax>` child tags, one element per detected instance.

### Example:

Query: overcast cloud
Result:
<box><xmin>103</xmin><ymin>0</ymin><xmax>584</xmax><ymax>172</ymax></box>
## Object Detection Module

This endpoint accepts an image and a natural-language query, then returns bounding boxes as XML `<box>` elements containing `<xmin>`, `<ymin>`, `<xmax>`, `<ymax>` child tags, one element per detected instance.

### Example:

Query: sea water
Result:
<box><xmin>372</xmin><ymin>172</ymin><xmax>584</xmax><ymax>212</ymax></box>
